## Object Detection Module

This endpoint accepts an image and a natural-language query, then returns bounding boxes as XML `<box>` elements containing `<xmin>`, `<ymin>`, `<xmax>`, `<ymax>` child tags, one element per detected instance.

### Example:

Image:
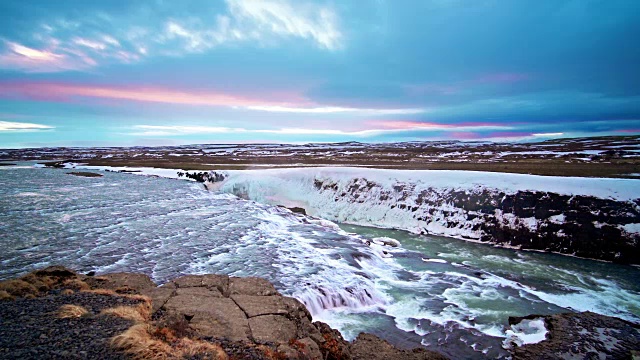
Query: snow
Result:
<box><xmin>218</xmin><ymin>167</ymin><xmax>640</xmax><ymax>203</ymax></box>
<box><xmin>72</xmin><ymin>165</ymin><xmax>190</xmax><ymax>180</ymax></box>
<box><xmin>422</xmin><ymin>258</ymin><xmax>447</xmax><ymax>264</ymax></box>
<box><xmin>212</xmin><ymin>167</ymin><xmax>640</xmax><ymax>241</ymax></box>
<box><xmin>503</xmin><ymin>318</ymin><xmax>548</xmax><ymax>349</ymax></box>
<box><xmin>621</xmin><ymin>223</ymin><xmax>640</xmax><ymax>234</ymax></box>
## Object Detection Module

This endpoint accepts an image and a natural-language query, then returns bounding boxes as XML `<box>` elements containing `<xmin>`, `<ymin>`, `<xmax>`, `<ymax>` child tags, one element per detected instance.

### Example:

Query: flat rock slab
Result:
<box><xmin>229</xmin><ymin>277</ymin><xmax>278</xmax><ymax>296</ymax></box>
<box><xmin>249</xmin><ymin>315</ymin><xmax>297</xmax><ymax>344</ymax></box>
<box><xmin>175</xmin><ymin>287</ymin><xmax>223</xmax><ymax>297</ymax></box>
<box><xmin>164</xmin><ymin>294</ymin><xmax>250</xmax><ymax>341</ymax></box>
<box><xmin>140</xmin><ymin>287</ymin><xmax>175</xmax><ymax>314</ymax></box>
<box><xmin>172</xmin><ymin>275</ymin><xmax>206</xmax><ymax>288</ymax></box>
<box><xmin>172</xmin><ymin>274</ymin><xmax>229</xmax><ymax>295</ymax></box>
<box><xmin>231</xmin><ymin>295</ymin><xmax>289</xmax><ymax>318</ymax></box>
<box><xmin>98</xmin><ymin>273</ymin><xmax>156</xmax><ymax>292</ymax></box>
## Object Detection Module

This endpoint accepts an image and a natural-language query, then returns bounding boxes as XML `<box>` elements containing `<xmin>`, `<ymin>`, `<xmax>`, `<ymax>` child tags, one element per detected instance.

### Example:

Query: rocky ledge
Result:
<box><xmin>509</xmin><ymin>312</ymin><xmax>640</xmax><ymax>360</ymax></box>
<box><xmin>0</xmin><ymin>266</ymin><xmax>448</xmax><ymax>360</ymax></box>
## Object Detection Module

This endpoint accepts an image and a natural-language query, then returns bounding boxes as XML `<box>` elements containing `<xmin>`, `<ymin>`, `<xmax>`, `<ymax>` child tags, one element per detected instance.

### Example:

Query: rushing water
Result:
<box><xmin>1</xmin><ymin>165</ymin><xmax>639</xmax><ymax>359</ymax></box>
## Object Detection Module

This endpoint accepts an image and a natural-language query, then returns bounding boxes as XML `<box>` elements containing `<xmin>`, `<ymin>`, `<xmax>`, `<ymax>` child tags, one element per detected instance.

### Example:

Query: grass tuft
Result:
<box><xmin>101</xmin><ymin>302</ymin><xmax>151</xmax><ymax>323</ymax></box>
<box><xmin>0</xmin><ymin>290</ymin><xmax>14</xmax><ymax>301</ymax></box>
<box><xmin>62</xmin><ymin>278</ymin><xmax>90</xmax><ymax>291</ymax></box>
<box><xmin>0</xmin><ymin>279</ymin><xmax>38</xmax><ymax>297</ymax></box>
<box><xmin>111</xmin><ymin>324</ymin><xmax>228</xmax><ymax>360</ymax></box>
<box><xmin>111</xmin><ymin>324</ymin><xmax>173</xmax><ymax>360</ymax></box>
<box><xmin>57</xmin><ymin>304</ymin><xmax>89</xmax><ymax>318</ymax></box>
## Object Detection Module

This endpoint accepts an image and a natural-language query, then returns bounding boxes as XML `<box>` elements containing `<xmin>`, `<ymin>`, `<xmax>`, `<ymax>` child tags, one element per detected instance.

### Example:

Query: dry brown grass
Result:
<box><xmin>20</xmin><ymin>273</ymin><xmax>56</xmax><ymax>291</ymax></box>
<box><xmin>61</xmin><ymin>289</ymin><xmax>75</xmax><ymax>295</ymax></box>
<box><xmin>57</xmin><ymin>304</ymin><xmax>89</xmax><ymax>318</ymax></box>
<box><xmin>0</xmin><ymin>279</ymin><xmax>38</xmax><ymax>297</ymax></box>
<box><xmin>62</xmin><ymin>278</ymin><xmax>91</xmax><ymax>291</ymax></box>
<box><xmin>175</xmin><ymin>338</ymin><xmax>228</xmax><ymax>360</ymax></box>
<box><xmin>111</xmin><ymin>324</ymin><xmax>173</xmax><ymax>360</ymax></box>
<box><xmin>0</xmin><ymin>290</ymin><xmax>14</xmax><ymax>301</ymax></box>
<box><xmin>111</xmin><ymin>324</ymin><xmax>228</xmax><ymax>360</ymax></box>
<box><xmin>101</xmin><ymin>302</ymin><xmax>151</xmax><ymax>323</ymax></box>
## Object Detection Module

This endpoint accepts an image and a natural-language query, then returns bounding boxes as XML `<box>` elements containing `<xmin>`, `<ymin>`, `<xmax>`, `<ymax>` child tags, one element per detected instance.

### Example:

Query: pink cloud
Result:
<box><xmin>0</xmin><ymin>81</ymin><xmax>425</xmax><ymax>115</ymax></box>
<box><xmin>615</xmin><ymin>129</ymin><xmax>640</xmax><ymax>134</ymax></box>
<box><xmin>0</xmin><ymin>41</ymin><xmax>93</xmax><ymax>73</ymax></box>
<box><xmin>486</xmin><ymin>131</ymin><xmax>532</xmax><ymax>138</ymax></box>
<box><xmin>448</xmin><ymin>131</ymin><xmax>482</xmax><ymax>140</ymax></box>
<box><xmin>371</xmin><ymin>120</ymin><xmax>512</xmax><ymax>131</ymax></box>
<box><xmin>0</xmin><ymin>81</ymin><xmax>301</xmax><ymax>108</ymax></box>
<box><xmin>375</xmin><ymin>120</ymin><xmax>454</xmax><ymax>130</ymax></box>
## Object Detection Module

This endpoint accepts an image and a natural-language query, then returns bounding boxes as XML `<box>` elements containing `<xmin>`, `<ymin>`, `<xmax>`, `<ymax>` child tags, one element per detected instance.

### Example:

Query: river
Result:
<box><xmin>1</xmin><ymin>165</ymin><xmax>638</xmax><ymax>359</ymax></box>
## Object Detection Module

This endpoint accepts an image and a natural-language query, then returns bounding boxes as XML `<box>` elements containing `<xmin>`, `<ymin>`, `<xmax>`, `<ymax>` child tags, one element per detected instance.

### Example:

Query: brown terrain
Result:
<box><xmin>2</xmin><ymin>266</ymin><xmax>638</xmax><ymax>359</ymax></box>
<box><xmin>0</xmin><ymin>266</ymin><xmax>448</xmax><ymax>360</ymax></box>
<box><xmin>2</xmin><ymin>135</ymin><xmax>639</xmax><ymax>178</ymax></box>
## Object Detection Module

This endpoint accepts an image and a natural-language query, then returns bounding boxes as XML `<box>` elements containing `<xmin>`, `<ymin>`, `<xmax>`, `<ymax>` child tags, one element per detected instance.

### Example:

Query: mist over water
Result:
<box><xmin>1</xmin><ymin>165</ymin><xmax>639</xmax><ymax>359</ymax></box>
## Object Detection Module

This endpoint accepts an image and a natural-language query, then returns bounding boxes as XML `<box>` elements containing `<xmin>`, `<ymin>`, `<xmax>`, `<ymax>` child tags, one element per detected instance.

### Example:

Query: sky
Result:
<box><xmin>0</xmin><ymin>0</ymin><xmax>639</xmax><ymax>148</ymax></box>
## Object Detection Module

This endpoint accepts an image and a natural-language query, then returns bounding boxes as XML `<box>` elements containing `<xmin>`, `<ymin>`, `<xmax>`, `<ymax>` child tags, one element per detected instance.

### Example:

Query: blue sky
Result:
<box><xmin>0</xmin><ymin>0</ymin><xmax>639</xmax><ymax>148</ymax></box>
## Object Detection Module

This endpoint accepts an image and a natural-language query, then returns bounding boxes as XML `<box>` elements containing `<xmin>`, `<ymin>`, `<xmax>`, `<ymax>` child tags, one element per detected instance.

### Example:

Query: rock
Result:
<box><xmin>314</xmin><ymin>321</ymin><xmax>352</xmax><ymax>360</ymax></box>
<box><xmin>249</xmin><ymin>315</ymin><xmax>297</xmax><ymax>343</ymax></box>
<box><xmin>350</xmin><ymin>333</ymin><xmax>449</xmax><ymax>360</ymax></box>
<box><xmin>231</xmin><ymin>295</ymin><xmax>289</xmax><ymax>318</ymax></box>
<box><xmin>68</xmin><ymin>172</ymin><xmax>103</xmax><ymax>178</ymax></box>
<box><xmin>283</xmin><ymin>297</ymin><xmax>312</xmax><ymax>321</ymax></box>
<box><xmin>175</xmin><ymin>287</ymin><xmax>223</xmax><ymax>297</ymax></box>
<box><xmin>96</xmin><ymin>272</ymin><xmax>156</xmax><ymax>292</ymax></box>
<box><xmin>164</xmin><ymin>292</ymin><xmax>250</xmax><ymax>341</ymax></box>
<box><xmin>298</xmin><ymin>337</ymin><xmax>323</xmax><ymax>360</ymax></box>
<box><xmin>202</xmin><ymin>274</ymin><xmax>230</xmax><ymax>295</ymax></box>
<box><xmin>288</xmin><ymin>207</ymin><xmax>307</xmax><ymax>215</ymax></box>
<box><xmin>229</xmin><ymin>277</ymin><xmax>278</xmax><ymax>296</ymax></box>
<box><xmin>277</xmin><ymin>344</ymin><xmax>300</xmax><ymax>358</ymax></box>
<box><xmin>140</xmin><ymin>287</ymin><xmax>175</xmax><ymax>314</ymax></box>
<box><xmin>172</xmin><ymin>275</ymin><xmax>206</xmax><ymax>288</ymax></box>
<box><xmin>511</xmin><ymin>312</ymin><xmax>640</xmax><ymax>360</ymax></box>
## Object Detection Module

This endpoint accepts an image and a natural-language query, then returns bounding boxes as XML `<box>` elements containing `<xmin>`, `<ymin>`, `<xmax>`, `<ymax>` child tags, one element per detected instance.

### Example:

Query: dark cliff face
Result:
<box><xmin>475</xmin><ymin>191</ymin><xmax>638</xmax><ymax>263</ymax></box>
<box><xmin>313</xmin><ymin>178</ymin><xmax>640</xmax><ymax>264</ymax></box>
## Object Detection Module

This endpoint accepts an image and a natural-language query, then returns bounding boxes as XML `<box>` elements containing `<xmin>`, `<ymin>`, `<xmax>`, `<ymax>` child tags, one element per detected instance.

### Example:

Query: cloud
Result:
<box><xmin>532</xmin><ymin>132</ymin><xmax>564</xmax><ymax>137</ymax></box>
<box><xmin>157</xmin><ymin>0</ymin><xmax>343</xmax><ymax>53</ymax></box>
<box><xmin>245</xmin><ymin>105</ymin><xmax>425</xmax><ymax>115</ymax></box>
<box><xmin>373</xmin><ymin>120</ymin><xmax>512</xmax><ymax>131</ymax></box>
<box><xmin>0</xmin><ymin>0</ymin><xmax>343</xmax><ymax>72</ymax></box>
<box><xmin>0</xmin><ymin>121</ymin><xmax>54</xmax><ymax>132</ymax></box>
<box><xmin>227</xmin><ymin>0</ymin><xmax>342</xmax><ymax>50</ymax></box>
<box><xmin>130</xmin><ymin>121</ymin><xmax>511</xmax><ymax>138</ymax></box>
<box><xmin>131</xmin><ymin>125</ymin><xmax>384</xmax><ymax>137</ymax></box>
<box><xmin>0</xmin><ymin>81</ymin><xmax>425</xmax><ymax>115</ymax></box>
<box><xmin>0</xmin><ymin>41</ymin><xmax>92</xmax><ymax>73</ymax></box>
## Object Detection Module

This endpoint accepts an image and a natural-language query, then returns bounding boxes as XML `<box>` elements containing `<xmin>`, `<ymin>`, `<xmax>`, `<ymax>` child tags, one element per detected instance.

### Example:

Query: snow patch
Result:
<box><xmin>503</xmin><ymin>318</ymin><xmax>548</xmax><ymax>349</ymax></box>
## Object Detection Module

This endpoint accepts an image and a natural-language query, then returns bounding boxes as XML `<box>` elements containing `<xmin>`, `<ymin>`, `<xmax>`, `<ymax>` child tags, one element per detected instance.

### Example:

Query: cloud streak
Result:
<box><xmin>0</xmin><ymin>81</ymin><xmax>425</xmax><ymax>115</ymax></box>
<box><xmin>130</xmin><ymin>121</ymin><xmax>512</xmax><ymax>138</ymax></box>
<box><xmin>0</xmin><ymin>120</ymin><xmax>54</xmax><ymax>132</ymax></box>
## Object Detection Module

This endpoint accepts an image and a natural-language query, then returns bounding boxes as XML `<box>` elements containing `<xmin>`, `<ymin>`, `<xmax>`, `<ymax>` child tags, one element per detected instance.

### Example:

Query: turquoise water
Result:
<box><xmin>1</xmin><ymin>164</ymin><xmax>638</xmax><ymax>359</ymax></box>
